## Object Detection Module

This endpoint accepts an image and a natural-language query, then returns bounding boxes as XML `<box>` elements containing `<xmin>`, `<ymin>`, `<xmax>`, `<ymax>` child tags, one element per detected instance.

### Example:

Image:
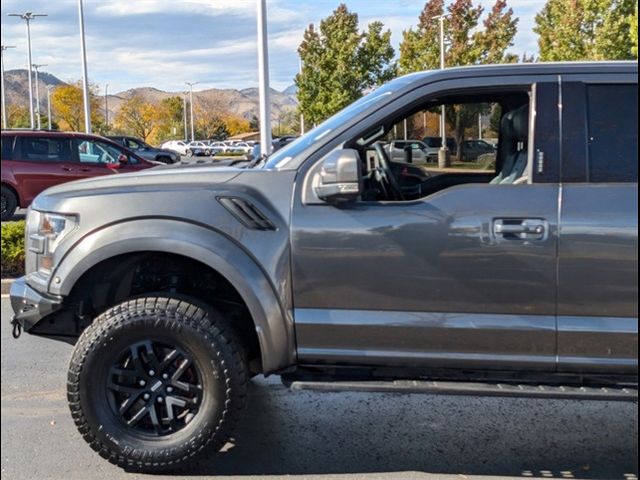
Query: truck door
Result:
<box><xmin>291</xmin><ymin>81</ymin><xmax>562</xmax><ymax>372</ymax></box>
<box><xmin>557</xmin><ymin>80</ymin><xmax>638</xmax><ymax>374</ymax></box>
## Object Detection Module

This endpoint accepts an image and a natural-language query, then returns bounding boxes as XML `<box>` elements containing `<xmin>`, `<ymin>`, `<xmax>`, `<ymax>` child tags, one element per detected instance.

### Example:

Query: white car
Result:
<box><xmin>385</xmin><ymin>140</ymin><xmax>431</xmax><ymax>165</ymax></box>
<box><xmin>160</xmin><ymin>140</ymin><xmax>190</xmax><ymax>156</ymax></box>
<box><xmin>207</xmin><ymin>141</ymin><xmax>229</xmax><ymax>153</ymax></box>
<box><xmin>228</xmin><ymin>142</ymin><xmax>252</xmax><ymax>154</ymax></box>
<box><xmin>186</xmin><ymin>141</ymin><xmax>211</xmax><ymax>157</ymax></box>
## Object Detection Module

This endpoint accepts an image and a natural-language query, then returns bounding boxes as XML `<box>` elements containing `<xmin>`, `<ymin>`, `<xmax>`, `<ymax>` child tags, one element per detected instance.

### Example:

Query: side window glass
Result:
<box><xmin>586</xmin><ymin>84</ymin><xmax>638</xmax><ymax>183</ymax></box>
<box><xmin>382</xmin><ymin>101</ymin><xmax>500</xmax><ymax>172</ymax></box>
<box><xmin>20</xmin><ymin>137</ymin><xmax>70</xmax><ymax>162</ymax></box>
<box><xmin>76</xmin><ymin>139</ymin><xmax>122</xmax><ymax>164</ymax></box>
<box><xmin>1</xmin><ymin>136</ymin><xmax>15</xmax><ymax>160</ymax></box>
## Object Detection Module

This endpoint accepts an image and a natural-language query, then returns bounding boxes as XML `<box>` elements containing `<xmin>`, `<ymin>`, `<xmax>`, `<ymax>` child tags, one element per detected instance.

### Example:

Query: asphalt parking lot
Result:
<box><xmin>0</xmin><ymin>297</ymin><xmax>637</xmax><ymax>480</ymax></box>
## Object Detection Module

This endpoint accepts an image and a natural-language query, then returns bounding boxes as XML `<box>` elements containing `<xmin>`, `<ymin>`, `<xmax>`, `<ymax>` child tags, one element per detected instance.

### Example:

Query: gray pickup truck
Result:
<box><xmin>10</xmin><ymin>62</ymin><xmax>638</xmax><ymax>472</ymax></box>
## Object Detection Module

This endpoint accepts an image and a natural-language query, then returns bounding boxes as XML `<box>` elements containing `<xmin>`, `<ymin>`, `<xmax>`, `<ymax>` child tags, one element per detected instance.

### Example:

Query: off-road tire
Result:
<box><xmin>1</xmin><ymin>185</ymin><xmax>18</xmax><ymax>221</ymax></box>
<box><xmin>67</xmin><ymin>296</ymin><xmax>248</xmax><ymax>472</ymax></box>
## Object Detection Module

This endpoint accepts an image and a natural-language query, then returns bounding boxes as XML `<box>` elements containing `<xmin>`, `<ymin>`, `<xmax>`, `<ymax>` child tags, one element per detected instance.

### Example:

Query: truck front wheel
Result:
<box><xmin>67</xmin><ymin>296</ymin><xmax>248</xmax><ymax>472</ymax></box>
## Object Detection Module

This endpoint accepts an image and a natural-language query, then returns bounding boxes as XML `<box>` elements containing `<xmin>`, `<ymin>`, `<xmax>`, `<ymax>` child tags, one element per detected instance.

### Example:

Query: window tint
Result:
<box><xmin>20</xmin><ymin>137</ymin><xmax>71</xmax><ymax>162</ymax></box>
<box><xmin>76</xmin><ymin>139</ymin><xmax>125</xmax><ymax>164</ymax></box>
<box><xmin>1</xmin><ymin>136</ymin><xmax>15</xmax><ymax>160</ymax></box>
<box><xmin>587</xmin><ymin>84</ymin><xmax>638</xmax><ymax>182</ymax></box>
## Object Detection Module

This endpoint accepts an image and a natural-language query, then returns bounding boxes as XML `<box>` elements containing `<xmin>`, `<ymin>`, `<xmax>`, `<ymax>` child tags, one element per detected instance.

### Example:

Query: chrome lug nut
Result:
<box><xmin>166</xmin><ymin>386</ymin><xmax>173</xmax><ymax>393</ymax></box>
<box><xmin>148</xmin><ymin>370</ymin><xmax>155</xmax><ymax>376</ymax></box>
<box><xmin>157</xmin><ymin>396</ymin><xmax>164</xmax><ymax>403</ymax></box>
<box><xmin>139</xmin><ymin>380</ymin><xmax>146</xmax><ymax>386</ymax></box>
<box><xmin>143</xmin><ymin>393</ymin><xmax>150</xmax><ymax>400</ymax></box>
<box><xmin>162</xmin><ymin>373</ymin><xmax>169</xmax><ymax>380</ymax></box>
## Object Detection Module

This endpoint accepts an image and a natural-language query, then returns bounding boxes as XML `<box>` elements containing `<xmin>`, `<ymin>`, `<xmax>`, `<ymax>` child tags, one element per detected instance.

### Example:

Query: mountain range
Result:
<box><xmin>3</xmin><ymin>69</ymin><xmax>298</xmax><ymax>122</ymax></box>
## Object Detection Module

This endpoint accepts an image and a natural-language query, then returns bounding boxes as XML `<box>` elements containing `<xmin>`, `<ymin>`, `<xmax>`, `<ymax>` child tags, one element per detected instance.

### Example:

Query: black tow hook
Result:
<box><xmin>11</xmin><ymin>317</ymin><xmax>22</xmax><ymax>339</ymax></box>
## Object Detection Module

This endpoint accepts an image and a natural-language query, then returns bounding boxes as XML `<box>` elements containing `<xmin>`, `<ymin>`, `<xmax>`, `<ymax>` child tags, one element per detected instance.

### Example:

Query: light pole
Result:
<box><xmin>32</xmin><ymin>63</ymin><xmax>47</xmax><ymax>129</ymax></box>
<box><xmin>298</xmin><ymin>58</ymin><xmax>304</xmax><ymax>135</ymax></box>
<box><xmin>46</xmin><ymin>85</ymin><xmax>53</xmax><ymax>129</ymax></box>
<box><xmin>433</xmin><ymin>13</ymin><xmax>450</xmax><ymax>168</ymax></box>
<box><xmin>1</xmin><ymin>45</ymin><xmax>16</xmax><ymax>129</ymax></box>
<box><xmin>185</xmin><ymin>82</ymin><xmax>198</xmax><ymax>142</ymax></box>
<box><xmin>104</xmin><ymin>83</ymin><xmax>109</xmax><ymax>131</ymax></box>
<box><xmin>8</xmin><ymin>12</ymin><xmax>47</xmax><ymax>130</ymax></box>
<box><xmin>182</xmin><ymin>91</ymin><xmax>188</xmax><ymax>141</ymax></box>
<box><xmin>77</xmin><ymin>0</ymin><xmax>91</xmax><ymax>133</ymax></box>
<box><xmin>257</xmin><ymin>0</ymin><xmax>272</xmax><ymax>156</ymax></box>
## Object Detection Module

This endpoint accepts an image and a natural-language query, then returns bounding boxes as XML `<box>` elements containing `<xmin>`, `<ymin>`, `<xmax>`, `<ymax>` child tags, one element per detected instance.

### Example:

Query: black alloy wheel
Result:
<box><xmin>68</xmin><ymin>296</ymin><xmax>248</xmax><ymax>471</ymax></box>
<box><xmin>106</xmin><ymin>340</ymin><xmax>203</xmax><ymax>436</ymax></box>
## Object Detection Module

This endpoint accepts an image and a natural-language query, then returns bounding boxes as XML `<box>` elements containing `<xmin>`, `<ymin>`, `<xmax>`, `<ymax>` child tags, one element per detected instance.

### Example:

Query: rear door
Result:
<box><xmin>13</xmin><ymin>135</ymin><xmax>76</xmax><ymax>204</ymax></box>
<box><xmin>557</xmin><ymin>78</ymin><xmax>638</xmax><ymax>374</ymax></box>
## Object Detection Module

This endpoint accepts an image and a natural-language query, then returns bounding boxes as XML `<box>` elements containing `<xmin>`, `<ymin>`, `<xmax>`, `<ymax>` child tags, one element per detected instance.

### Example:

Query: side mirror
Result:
<box><xmin>314</xmin><ymin>149</ymin><xmax>361</xmax><ymax>203</ymax></box>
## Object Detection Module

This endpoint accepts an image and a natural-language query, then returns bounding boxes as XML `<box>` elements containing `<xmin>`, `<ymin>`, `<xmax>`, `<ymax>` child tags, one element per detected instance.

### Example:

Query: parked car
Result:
<box><xmin>423</xmin><ymin>136</ymin><xmax>456</xmax><ymax>159</ymax></box>
<box><xmin>228</xmin><ymin>141</ymin><xmax>252</xmax><ymax>154</ymax></box>
<box><xmin>160</xmin><ymin>140</ymin><xmax>190</xmax><ymax>156</ymax></box>
<box><xmin>108</xmin><ymin>136</ymin><xmax>180</xmax><ymax>164</ymax></box>
<box><xmin>186</xmin><ymin>141</ymin><xmax>211</xmax><ymax>157</ymax></box>
<box><xmin>1</xmin><ymin>130</ymin><xmax>157</xmax><ymax>220</ymax></box>
<box><xmin>460</xmin><ymin>139</ymin><xmax>497</xmax><ymax>162</ymax></box>
<box><xmin>385</xmin><ymin>140</ymin><xmax>431</xmax><ymax>164</ymax></box>
<box><xmin>206</xmin><ymin>141</ymin><xmax>229</xmax><ymax>153</ymax></box>
<box><xmin>272</xmin><ymin>136</ymin><xmax>297</xmax><ymax>152</ymax></box>
<box><xmin>9</xmin><ymin>62</ymin><xmax>638</xmax><ymax>472</ymax></box>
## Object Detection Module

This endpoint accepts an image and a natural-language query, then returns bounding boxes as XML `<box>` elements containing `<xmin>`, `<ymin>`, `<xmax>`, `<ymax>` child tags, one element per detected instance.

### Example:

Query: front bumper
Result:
<box><xmin>10</xmin><ymin>276</ymin><xmax>63</xmax><ymax>332</ymax></box>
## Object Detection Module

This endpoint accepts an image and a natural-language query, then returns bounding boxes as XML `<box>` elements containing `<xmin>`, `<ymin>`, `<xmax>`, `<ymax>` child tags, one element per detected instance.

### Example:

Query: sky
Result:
<box><xmin>0</xmin><ymin>0</ymin><xmax>542</xmax><ymax>95</ymax></box>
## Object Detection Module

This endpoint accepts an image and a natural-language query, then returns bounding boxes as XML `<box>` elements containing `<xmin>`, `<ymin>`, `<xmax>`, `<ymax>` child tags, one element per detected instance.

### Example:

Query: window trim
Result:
<box><xmin>18</xmin><ymin>136</ymin><xmax>73</xmax><ymax>164</ymax></box>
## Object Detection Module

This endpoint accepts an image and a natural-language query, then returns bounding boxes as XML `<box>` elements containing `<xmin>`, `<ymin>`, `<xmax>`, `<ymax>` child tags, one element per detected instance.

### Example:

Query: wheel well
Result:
<box><xmin>1</xmin><ymin>183</ymin><xmax>20</xmax><ymax>205</ymax></box>
<box><xmin>64</xmin><ymin>252</ymin><xmax>262</xmax><ymax>373</ymax></box>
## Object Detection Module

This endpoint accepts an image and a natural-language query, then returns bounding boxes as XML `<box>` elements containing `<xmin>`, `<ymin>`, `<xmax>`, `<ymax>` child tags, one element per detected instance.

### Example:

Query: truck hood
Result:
<box><xmin>31</xmin><ymin>165</ymin><xmax>243</xmax><ymax>212</ymax></box>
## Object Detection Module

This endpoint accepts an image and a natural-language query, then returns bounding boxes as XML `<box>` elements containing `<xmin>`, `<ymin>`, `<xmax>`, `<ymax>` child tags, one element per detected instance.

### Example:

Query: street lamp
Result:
<box><xmin>46</xmin><ymin>85</ymin><xmax>53</xmax><ymax>129</ymax></box>
<box><xmin>32</xmin><ymin>63</ymin><xmax>47</xmax><ymax>129</ymax></box>
<box><xmin>8</xmin><ymin>12</ymin><xmax>47</xmax><ymax>129</ymax></box>
<box><xmin>256</xmin><ymin>0</ymin><xmax>272</xmax><ymax>156</ymax></box>
<box><xmin>185</xmin><ymin>82</ymin><xmax>198</xmax><ymax>142</ymax></box>
<box><xmin>1</xmin><ymin>45</ymin><xmax>16</xmax><ymax>129</ymax></box>
<box><xmin>77</xmin><ymin>0</ymin><xmax>91</xmax><ymax>133</ymax></box>
<box><xmin>104</xmin><ymin>83</ymin><xmax>109</xmax><ymax>130</ymax></box>
<box><xmin>182</xmin><ymin>91</ymin><xmax>188</xmax><ymax>141</ymax></box>
<box><xmin>432</xmin><ymin>13</ymin><xmax>450</xmax><ymax>168</ymax></box>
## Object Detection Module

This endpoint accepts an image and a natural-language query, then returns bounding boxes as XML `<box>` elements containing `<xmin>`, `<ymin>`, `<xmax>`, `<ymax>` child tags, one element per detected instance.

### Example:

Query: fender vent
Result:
<box><xmin>218</xmin><ymin>197</ymin><xmax>276</xmax><ymax>231</ymax></box>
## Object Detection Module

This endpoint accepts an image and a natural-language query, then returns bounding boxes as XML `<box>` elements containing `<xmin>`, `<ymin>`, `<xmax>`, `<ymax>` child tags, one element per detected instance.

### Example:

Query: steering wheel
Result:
<box><xmin>374</xmin><ymin>143</ymin><xmax>404</xmax><ymax>201</ymax></box>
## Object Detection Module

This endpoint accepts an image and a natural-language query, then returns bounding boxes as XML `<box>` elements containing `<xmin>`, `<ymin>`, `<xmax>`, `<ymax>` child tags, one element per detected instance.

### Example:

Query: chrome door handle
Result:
<box><xmin>493</xmin><ymin>219</ymin><xmax>547</xmax><ymax>240</ymax></box>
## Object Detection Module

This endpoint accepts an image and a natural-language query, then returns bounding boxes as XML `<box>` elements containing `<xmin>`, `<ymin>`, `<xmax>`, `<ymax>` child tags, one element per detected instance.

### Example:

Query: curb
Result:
<box><xmin>1</xmin><ymin>278</ymin><xmax>14</xmax><ymax>295</ymax></box>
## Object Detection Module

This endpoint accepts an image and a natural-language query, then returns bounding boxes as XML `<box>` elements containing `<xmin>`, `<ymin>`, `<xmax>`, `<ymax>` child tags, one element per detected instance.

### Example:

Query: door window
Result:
<box><xmin>586</xmin><ymin>84</ymin><xmax>638</xmax><ymax>183</ymax></box>
<box><xmin>20</xmin><ymin>137</ymin><xmax>71</xmax><ymax>162</ymax></box>
<box><xmin>75</xmin><ymin>139</ymin><xmax>126</xmax><ymax>164</ymax></box>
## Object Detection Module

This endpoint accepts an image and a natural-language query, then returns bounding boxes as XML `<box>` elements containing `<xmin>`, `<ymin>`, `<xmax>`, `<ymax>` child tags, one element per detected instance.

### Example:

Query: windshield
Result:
<box><xmin>264</xmin><ymin>75</ymin><xmax>418</xmax><ymax>169</ymax></box>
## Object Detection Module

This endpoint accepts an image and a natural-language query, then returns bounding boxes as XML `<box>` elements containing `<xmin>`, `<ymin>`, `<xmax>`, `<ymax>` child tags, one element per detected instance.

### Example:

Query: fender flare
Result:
<box><xmin>49</xmin><ymin>218</ymin><xmax>294</xmax><ymax>373</ymax></box>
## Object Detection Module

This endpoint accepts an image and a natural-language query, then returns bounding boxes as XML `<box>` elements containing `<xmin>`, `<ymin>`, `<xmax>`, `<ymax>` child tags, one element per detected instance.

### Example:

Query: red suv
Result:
<box><xmin>1</xmin><ymin>131</ymin><xmax>157</xmax><ymax>220</ymax></box>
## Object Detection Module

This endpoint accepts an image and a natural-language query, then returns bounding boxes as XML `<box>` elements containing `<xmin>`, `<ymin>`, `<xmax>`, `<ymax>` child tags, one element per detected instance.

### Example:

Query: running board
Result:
<box><xmin>286</xmin><ymin>379</ymin><xmax>638</xmax><ymax>401</ymax></box>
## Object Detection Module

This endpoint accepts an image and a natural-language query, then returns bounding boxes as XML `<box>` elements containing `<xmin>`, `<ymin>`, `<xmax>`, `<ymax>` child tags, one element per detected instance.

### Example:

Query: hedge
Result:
<box><xmin>1</xmin><ymin>221</ymin><xmax>25</xmax><ymax>278</ymax></box>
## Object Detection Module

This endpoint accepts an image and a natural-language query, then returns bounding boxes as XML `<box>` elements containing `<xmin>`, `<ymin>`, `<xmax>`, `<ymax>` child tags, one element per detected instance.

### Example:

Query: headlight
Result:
<box><xmin>28</xmin><ymin>212</ymin><xmax>78</xmax><ymax>276</ymax></box>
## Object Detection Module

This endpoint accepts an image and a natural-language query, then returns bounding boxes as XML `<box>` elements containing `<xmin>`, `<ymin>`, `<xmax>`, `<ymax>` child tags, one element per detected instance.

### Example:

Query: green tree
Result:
<box><xmin>628</xmin><ymin>2</ymin><xmax>638</xmax><ymax>57</ymax></box>
<box><xmin>154</xmin><ymin>96</ymin><xmax>185</xmax><ymax>142</ymax></box>
<box><xmin>399</xmin><ymin>0</ymin><xmax>518</xmax><ymax>161</ymax></box>
<box><xmin>534</xmin><ymin>0</ymin><xmax>637</xmax><ymax>61</ymax></box>
<box><xmin>295</xmin><ymin>4</ymin><xmax>396</xmax><ymax>125</ymax></box>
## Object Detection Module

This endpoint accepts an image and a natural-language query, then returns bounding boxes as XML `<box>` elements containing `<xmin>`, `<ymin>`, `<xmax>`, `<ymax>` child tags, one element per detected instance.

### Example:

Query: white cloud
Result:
<box><xmin>0</xmin><ymin>0</ymin><xmax>543</xmax><ymax>94</ymax></box>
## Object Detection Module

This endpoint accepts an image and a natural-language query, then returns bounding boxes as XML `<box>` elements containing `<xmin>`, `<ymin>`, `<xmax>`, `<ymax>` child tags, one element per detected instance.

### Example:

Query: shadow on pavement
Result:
<box><xmin>176</xmin><ymin>379</ymin><xmax>638</xmax><ymax>479</ymax></box>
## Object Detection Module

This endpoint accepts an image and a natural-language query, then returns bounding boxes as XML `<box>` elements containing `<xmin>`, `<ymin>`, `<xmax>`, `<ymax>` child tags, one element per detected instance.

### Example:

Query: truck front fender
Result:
<box><xmin>49</xmin><ymin>218</ymin><xmax>294</xmax><ymax>373</ymax></box>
